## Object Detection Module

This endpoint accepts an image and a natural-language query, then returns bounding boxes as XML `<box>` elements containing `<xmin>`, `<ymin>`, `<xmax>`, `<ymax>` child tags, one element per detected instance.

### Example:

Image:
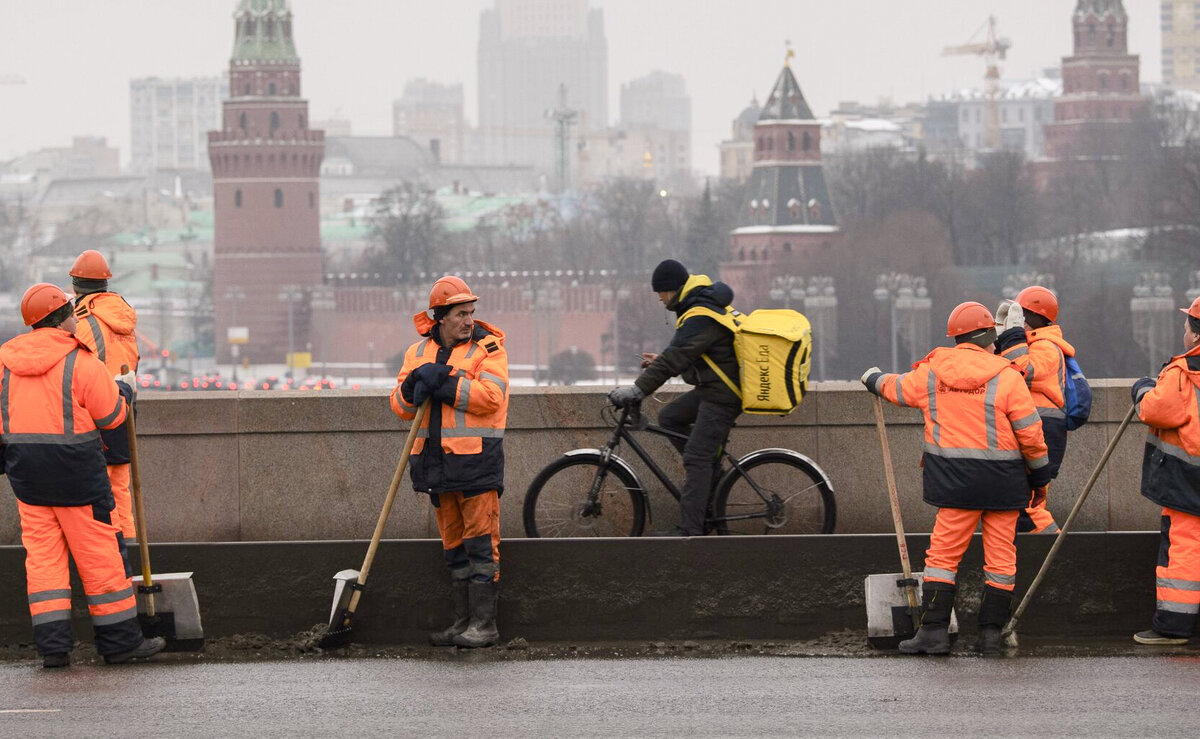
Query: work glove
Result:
<box><xmin>412</xmin><ymin>379</ymin><xmax>435</xmax><ymax>407</ymax></box>
<box><xmin>1029</xmin><ymin>485</ymin><xmax>1047</xmax><ymax>509</ymax></box>
<box><xmin>1027</xmin><ymin>464</ymin><xmax>1052</xmax><ymax>490</ymax></box>
<box><xmin>1131</xmin><ymin>377</ymin><xmax>1156</xmax><ymax>404</ymax></box>
<box><xmin>860</xmin><ymin>366</ymin><xmax>882</xmax><ymax>394</ymax></box>
<box><xmin>412</xmin><ymin>362</ymin><xmax>454</xmax><ymax>389</ymax></box>
<box><xmin>399</xmin><ymin>372</ymin><xmax>418</xmax><ymax>404</ymax></box>
<box><xmin>997</xmin><ymin>300</ymin><xmax>1024</xmax><ymax>332</ymax></box>
<box><xmin>114</xmin><ymin>370</ymin><xmax>137</xmax><ymax>395</ymax></box>
<box><xmin>608</xmin><ymin>385</ymin><xmax>644</xmax><ymax>409</ymax></box>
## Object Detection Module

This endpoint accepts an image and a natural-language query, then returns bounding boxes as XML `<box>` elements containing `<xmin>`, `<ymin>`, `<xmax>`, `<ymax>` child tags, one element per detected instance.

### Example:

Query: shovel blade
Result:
<box><xmin>132</xmin><ymin>572</ymin><xmax>204</xmax><ymax>652</ymax></box>
<box><xmin>864</xmin><ymin>572</ymin><xmax>959</xmax><ymax>650</ymax></box>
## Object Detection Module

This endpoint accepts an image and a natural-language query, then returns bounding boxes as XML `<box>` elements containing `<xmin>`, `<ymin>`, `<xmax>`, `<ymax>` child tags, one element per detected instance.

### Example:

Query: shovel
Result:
<box><xmin>320</xmin><ymin>400</ymin><xmax>430</xmax><ymax>649</ymax></box>
<box><xmin>1002</xmin><ymin>403</ymin><xmax>1138</xmax><ymax>648</ymax></box>
<box><xmin>123</xmin><ymin>365</ymin><xmax>205</xmax><ymax>651</ymax></box>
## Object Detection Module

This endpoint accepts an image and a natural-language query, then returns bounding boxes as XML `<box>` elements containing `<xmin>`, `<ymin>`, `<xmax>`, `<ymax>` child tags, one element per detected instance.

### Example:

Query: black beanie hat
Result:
<box><xmin>651</xmin><ymin>259</ymin><xmax>689</xmax><ymax>292</ymax></box>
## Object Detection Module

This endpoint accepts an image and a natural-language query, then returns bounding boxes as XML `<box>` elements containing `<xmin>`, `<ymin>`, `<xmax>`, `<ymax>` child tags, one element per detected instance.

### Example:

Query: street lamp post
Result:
<box><xmin>277</xmin><ymin>284</ymin><xmax>303</xmax><ymax>379</ymax></box>
<box><xmin>1133</xmin><ymin>272</ymin><xmax>1178</xmax><ymax>375</ymax></box>
<box><xmin>875</xmin><ymin>273</ymin><xmax>930</xmax><ymax>373</ymax></box>
<box><xmin>223</xmin><ymin>286</ymin><xmax>246</xmax><ymax>381</ymax></box>
<box><xmin>771</xmin><ymin>275</ymin><xmax>837</xmax><ymax>380</ymax></box>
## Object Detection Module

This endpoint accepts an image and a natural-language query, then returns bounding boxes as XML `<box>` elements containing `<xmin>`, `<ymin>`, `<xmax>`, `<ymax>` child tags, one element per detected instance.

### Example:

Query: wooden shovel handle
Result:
<box><xmin>873</xmin><ymin>395</ymin><xmax>920</xmax><ymax>626</ymax></box>
<box><xmin>120</xmin><ymin>364</ymin><xmax>155</xmax><ymax>617</ymax></box>
<box><xmin>347</xmin><ymin>400</ymin><xmax>430</xmax><ymax>613</ymax></box>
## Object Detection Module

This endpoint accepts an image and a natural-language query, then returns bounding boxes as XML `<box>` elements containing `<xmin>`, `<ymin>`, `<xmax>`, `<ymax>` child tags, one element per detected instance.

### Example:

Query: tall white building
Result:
<box><xmin>130</xmin><ymin>76</ymin><xmax>227</xmax><ymax>172</ymax></box>
<box><xmin>477</xmin><ymin>0</ymin><xmax>607</xmax><ymax>178</ymax></box>
<box><xmin>393</xmin><ymin>79</ymin><xmax>465</xmax><ymax>165</ymax></box>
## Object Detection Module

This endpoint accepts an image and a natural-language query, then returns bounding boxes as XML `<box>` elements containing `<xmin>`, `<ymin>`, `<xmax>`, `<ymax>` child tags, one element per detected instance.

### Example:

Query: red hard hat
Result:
<box><xmin>69</xmin><ymin>249</ymin><xmax>112</xmax><ymax>280</ymax></box>
<box><xmin>428</xmin><ymin>276</ymin><xmax>478</xmax><ymax>309</ymax></box>
<box><xmin>1181</xmin><ymin>296</ymin><xmax>1200</xmax><ymax>321</ymax></box>
<box><xmin>946</xmin><ymin>301</ymin><xmax>995</xmax><ymax>338</ymax></box>
<box><xmin>21</xmin><ymin>283</ymin><xmax>72</xmax><ymax>326</ymax></box>
<box><xmin>1015</xmin><ymin>285</ymin><xmax>1058</xmax><ymax>322</ymax></box>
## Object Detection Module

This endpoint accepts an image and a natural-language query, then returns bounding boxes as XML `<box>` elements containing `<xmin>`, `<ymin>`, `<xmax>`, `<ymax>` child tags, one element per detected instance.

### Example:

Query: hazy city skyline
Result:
<box><xmin>1</xmin><ymin>0</ymin><xmax>1161</xmax><ymax>176</ymax></box>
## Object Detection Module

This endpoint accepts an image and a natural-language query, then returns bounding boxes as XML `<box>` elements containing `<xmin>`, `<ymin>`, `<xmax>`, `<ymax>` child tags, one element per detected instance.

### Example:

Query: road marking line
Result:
<box><xmin>0</xmin><ymin>709</ymin><xmax>61</xmax><ymax>714</ymax></box>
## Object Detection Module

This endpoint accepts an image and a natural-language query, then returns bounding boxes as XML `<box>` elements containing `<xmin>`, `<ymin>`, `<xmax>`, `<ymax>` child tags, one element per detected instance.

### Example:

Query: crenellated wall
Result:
<box><xmin>0</xmin><ymin>382</ymin><xmax>1153</xmax><ymax>544</ymax></box>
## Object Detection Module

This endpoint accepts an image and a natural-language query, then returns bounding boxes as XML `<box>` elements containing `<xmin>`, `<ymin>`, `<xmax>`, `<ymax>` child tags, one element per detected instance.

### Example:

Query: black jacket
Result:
<box><xmin>634</xmin><ymin>274</ymin><xmax>741</xmax><ymax>408</ymax></box>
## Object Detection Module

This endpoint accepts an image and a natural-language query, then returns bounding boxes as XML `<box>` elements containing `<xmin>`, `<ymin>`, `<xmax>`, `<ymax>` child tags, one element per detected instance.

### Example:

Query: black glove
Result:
<box><xmin>1131</xmin><ymin>377</ymin><xmax>1156</xmax><ymax>404</ymax></box>
<box><xmin>608</xmin><ymin>385</ymin><xmax>644</xmax><ymax>409</ymax></box>
<box><xmin>400</xmin><ymin>371</ymin><xmax>419</xmax><ymax>404</ymax></box>
<box><xmin>412</xmin><ymin>379</ymin><xmax>435</xmax><ymax>406</ymax></box>
<box><xmin>412</xmin><ymin>362</ymin><xmax>453</xmax><ymax>389</ymax></box>
<box><xmin>1027</xmin><ymin>465</ymin><xmax>1052</xmax><ymax>489</ymax></box>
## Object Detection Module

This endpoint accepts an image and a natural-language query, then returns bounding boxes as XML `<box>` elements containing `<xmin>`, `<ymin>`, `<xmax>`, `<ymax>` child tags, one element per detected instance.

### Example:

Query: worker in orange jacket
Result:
<box><xmin>69</xmin><ymin>250</ymin><xmax>140</xmax><ymax>559</ymax></box>
<box><xmin>863</xmin><ymin>301</ymin><xmax>1050</xmax><ymax>655</ymax></box>
<box><xmin>995</xmin><ymin>285</ymin><xmax>1075</xmax><ymax>534</ymax></box>
<box><xmin>1130</xmin><ymin>296</ymin><xmax>1200</xmax><ymax>645</ymax></box>
<box><xmin>390</xmin><ymin>276</ymin><xmax>508</xmax><ymax>648</ymax></box>
<box><xmin>0</xmin><ymin>284</ymin><xmax>163</xmax><ymax>668</ymax></box>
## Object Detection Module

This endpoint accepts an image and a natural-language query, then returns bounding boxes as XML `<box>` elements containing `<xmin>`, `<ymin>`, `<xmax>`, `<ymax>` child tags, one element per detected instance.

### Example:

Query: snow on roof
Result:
<box><xmin>844</xmin><ymin>118</ymin><xmax>902</xmax><ymax>133</ymax></box>
<box><xmin>933</xmin><ymin>77</ymin><xmax>1062</xmax><ymax>102</ymax></box>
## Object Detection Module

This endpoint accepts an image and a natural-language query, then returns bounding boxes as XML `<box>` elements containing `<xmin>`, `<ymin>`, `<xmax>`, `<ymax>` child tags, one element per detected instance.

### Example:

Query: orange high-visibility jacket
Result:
<box><xmin>73</xmin><ymin>292</ymin><xmax>139</xmax><ymax>375</ymax></box>
<box><xmin>72</xmin><ymin>292</ymin><xmax>139</xmax><ymax>466</ymax></box>
<box><xmin>867</xmin><ymin>343</ymin><xmax>1049</xmax><ymax>510</ymax></box>
<box><xmin>1136</xmin><ymin>344</ymin><xmax>1200</xmax><ymax>517</ymax></box>
<box><xmin>390</xmin><ymin>316</ymin><xmax>508</xmax><ymax>497</ymax></box>
<box><xmin>997</xmin><ymin>324</ymin><xmax>1075</xmax><ymax>477</ymax></box>
<box><xmin>0</xmin><ymin>328</ymin><xmax>127</xmax><ymax>506</ymax></box>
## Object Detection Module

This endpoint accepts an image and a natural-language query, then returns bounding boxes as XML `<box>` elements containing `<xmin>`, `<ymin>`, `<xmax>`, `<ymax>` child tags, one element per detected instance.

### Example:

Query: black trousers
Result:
<box><xmin>657</xmin><ymin>390</ymin><xmax>741</xmax><ymax>535</ymax></box>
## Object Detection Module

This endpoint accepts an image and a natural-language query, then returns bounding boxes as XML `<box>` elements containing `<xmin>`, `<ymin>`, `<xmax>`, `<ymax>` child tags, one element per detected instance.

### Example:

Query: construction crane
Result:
<box><xmin>0</xmin><ymin>75</ymin><xmax>26</xmax><ymax>85</ymax></box>
<box><xmin>943</xmin><ymin>16</ymin><xmax>1011</xmax><ymax>150</ymax></box>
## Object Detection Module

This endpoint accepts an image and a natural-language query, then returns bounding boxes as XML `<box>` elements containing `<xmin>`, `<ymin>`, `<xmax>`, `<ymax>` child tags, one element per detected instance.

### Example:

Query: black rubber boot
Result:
<box><xmin>975</xmin><ymin>586</ymin><xmax>1012</xmax><ymax>655</ymax></box>
<box><xmin>899</xmin><ymin>583</ymin><xmax>955</xmax><ymax>655</ymax></box>
<box><xmin>103</xmin><ymin>636</ymin><xmax>165</xmax><ymax>665</ymax></box>
<box><xmin>429</xmin><ymin>578</ymin><xmax>471</xmax><ymax>646</ymax></box>
<box><xmin>453</xmin><ymin>581</ymin><xmax>500</xmax><ymax>648</ymax></box>
<box><xmin>41</xmin><ymin>653</ymin><xmax>70</xmax><ymax>669</ymax></box>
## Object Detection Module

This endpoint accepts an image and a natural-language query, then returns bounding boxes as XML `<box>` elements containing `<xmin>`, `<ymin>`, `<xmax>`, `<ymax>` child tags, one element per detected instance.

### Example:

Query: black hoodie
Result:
<box><xmin>634</xmin><ymin>274</ymin><xmax>741</xmax><ymax>408</ymax></box>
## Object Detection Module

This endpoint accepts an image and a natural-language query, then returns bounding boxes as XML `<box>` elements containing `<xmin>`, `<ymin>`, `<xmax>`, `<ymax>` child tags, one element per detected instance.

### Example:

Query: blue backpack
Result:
<box><xmin>1063</xmin><ymin>355</ymin><xmax>1092</xmax><ymax>431</ymax></box>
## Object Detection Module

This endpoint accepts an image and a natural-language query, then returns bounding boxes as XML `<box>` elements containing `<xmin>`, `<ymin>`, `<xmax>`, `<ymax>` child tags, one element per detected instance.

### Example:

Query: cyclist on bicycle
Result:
<box><xmin>608</xmin><ymin>259</ymin><xmax>741</xmax><ymax>536</ymax></box>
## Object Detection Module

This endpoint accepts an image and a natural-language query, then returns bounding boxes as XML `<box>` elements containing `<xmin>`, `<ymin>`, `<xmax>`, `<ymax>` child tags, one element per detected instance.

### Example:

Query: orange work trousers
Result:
<box><xmin>434</xmin><ymin>490</ymin><xmax>500</xmax><ymax>582</ymax></box>
<box><xmin>107</xmin><ymin>463</ymin><xmax>137</xmax><ymax>541</ymax></box>
<box><xmin>923</xmin><ymin>507</ymin><xmax>1019</xmax><ymax>592</ymax></box>
<box><xmin>1019</xmin><ymin>484</ymin><xmax>1059</xmax><ymax>534</ymax></box>
<box><xmin>1153</xmin><ymin>507</ymin><xmax>1200</xmax><ymax>638</ymax></box>
<box><xmin>18</xmin><ymin>500</ymin><xmax>143</xmax><ymax>657</ymax></box>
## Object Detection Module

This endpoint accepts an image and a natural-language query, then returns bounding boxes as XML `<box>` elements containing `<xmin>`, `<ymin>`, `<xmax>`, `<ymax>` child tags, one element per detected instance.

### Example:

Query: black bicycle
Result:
<box><xmin>522</xmin><ymin>404</ymin><xmax>836</xmax><ymax>537</ymax></box>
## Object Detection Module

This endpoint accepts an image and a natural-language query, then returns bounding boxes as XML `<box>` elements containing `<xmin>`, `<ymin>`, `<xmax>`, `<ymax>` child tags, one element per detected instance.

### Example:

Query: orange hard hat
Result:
<box><xmin>1180</xmin><ymin>295</ymin><xmax>1200</xmax><ymax>321</ymax></box>
<box><xmin>946</xmin><ymin>301</ymin><xmax>995</xmax><ymax>338</ymax></box>
<box><xmin>69</xmin><ymin>249</ymin><xmax>112</xmax><ymax>280</ymax></box>
<box><xmin>1015</xmin><ymin>285</ymin><xmax>1058</xmax><ymax>322</ymax></box>
<box><xmin>21</xmin><ymin>283</ymin><xmax>71</xmax><ymax>326</ymax></box>
<box><xmin>428</xmin><ymin>275</ymin><xmax>478</xmax><ymax>310</ymax></box>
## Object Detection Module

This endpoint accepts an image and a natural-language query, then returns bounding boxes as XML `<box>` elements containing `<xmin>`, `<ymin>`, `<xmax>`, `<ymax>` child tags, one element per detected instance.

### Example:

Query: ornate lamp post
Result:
<box><xmin>277</xmin><ymin>284</ymin><xmax>303</xmax><ymax>379</ymax></box>
<box><xmin>875</xmin><ymin>273</ymin><xmax>930</xmax><ymax>372</ymax></box>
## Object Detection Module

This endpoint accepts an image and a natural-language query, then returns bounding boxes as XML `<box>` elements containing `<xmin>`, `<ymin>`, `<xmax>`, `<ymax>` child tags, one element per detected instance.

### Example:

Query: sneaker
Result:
<box><xmin>1133</xmin><ymin>629</ymin><xmax>1188</xmax><ymax>646</ymax></box>
<box><xmin>41</xmin><ymin>653</ymin><xmax>70</xmax><ymax>669</ymax></box>
<box><xmin>103</xmin><ymin>637</ymin><xmax>166</xmax><ymax>665</ymax></box>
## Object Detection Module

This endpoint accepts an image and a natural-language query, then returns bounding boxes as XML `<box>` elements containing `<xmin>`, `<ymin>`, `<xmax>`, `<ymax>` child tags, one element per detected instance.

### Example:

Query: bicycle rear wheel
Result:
<box><xmin>523</xmin><ymin>453</ymin><xmax>646</xmax><ymax>538</ymax></box>
<box><xmin>712</xmin><ymin>450</ymin><xmax>836</xmax><ymax>534</ymax></box>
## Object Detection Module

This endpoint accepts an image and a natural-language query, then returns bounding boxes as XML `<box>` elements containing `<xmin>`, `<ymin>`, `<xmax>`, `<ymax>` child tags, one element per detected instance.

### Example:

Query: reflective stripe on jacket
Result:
<box><xmin>390</xmin><ymin>318</ymin><xmax>508</xmax><ymax>497</ymax></box>
<box><xmin>0</xmin><ymin>328</ymin><xmax>127</xmax><ymax>506</ymax></box>
<box><xmin>1138</xmin><ymin>346</ymin><xmax>1200</xmax><ymax>516</ymax></box>
<box><xmin>73</xmin><ymin>292</ymin><xmax>139</xmax><ymax>465</ymax></box>
<box><xmin>870</xmin><ymin>343</ymin><xmax>1049</xmax><ymax>510</ymax></box>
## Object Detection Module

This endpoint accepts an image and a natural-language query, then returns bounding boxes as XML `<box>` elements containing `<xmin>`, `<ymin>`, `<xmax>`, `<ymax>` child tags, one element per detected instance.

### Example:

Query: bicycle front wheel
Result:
<box><xmin>522</xmin><ymin>453</ymin><xmax>646</xmax><ymax>538</ymax></box>
<box><xmin>712</xmin><ymin>450</ymin><xmax>836</xmax><ymax>535</ymax></box>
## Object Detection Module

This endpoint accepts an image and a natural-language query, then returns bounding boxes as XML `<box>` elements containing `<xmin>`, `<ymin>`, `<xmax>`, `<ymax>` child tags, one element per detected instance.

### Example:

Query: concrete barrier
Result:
<box><xmin>0</xmin><ymin>381</ymin><xmax>1152</xmax><ymax>544</ymax></box>
<box><xmin>0</xmin><ymin>534</ymin><xmax>1158</xmax><ymax>644</ymax></box>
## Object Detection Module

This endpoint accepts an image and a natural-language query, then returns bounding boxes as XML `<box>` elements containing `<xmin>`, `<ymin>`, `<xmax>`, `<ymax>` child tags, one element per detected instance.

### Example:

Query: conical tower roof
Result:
<box><xmin>758</xmin><ymin>65</ymin><xmax>814</xmax><ymax>122</ymax></box>
<box><xmin>232</xmin><ymin>0</ymin><xmax>298</xmax><ymax>63</ymax></box>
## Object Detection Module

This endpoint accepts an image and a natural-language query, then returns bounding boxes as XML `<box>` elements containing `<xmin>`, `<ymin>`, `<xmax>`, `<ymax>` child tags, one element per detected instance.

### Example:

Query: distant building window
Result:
<box><xmin>274</xmin><ymin>189</ymin><xmax>283</xmax><ymax>208</ymax></box>
<box><xmin>235</xmin><ymin>189</ymin><xmax>242</xmax><ymax>208</ymax></box>
<box><xmin>802</xmin><ymin>131</ymin><xmax>811</xmax><ymax>151</ymax></box>
<box><xmin>309</xmin><ymin>192</ymin><xmax>315</xmax><ymax>208</ymax></box>
<box><xmin>268</xmin><ymin>81</ymin><xmax>276</xmax><ymax>95</ymax></box>
<box><xmin>299</xmin><ymin>114</ymin><xmax>305</xmax><ymax>129</ymax></box>
<box><xmin>270</xmin><ymin>112</ymin><xmax>279</xmax><ymax>133</ymax></box>
<box><xmin>244</xmin><ymin>83</ymin><xmax>251</xmax><ymax>95</ymax></box>
<box><xmin>787</xmin><ymin>131</ymin><xmax>795</xmax><ymax>151</ymax></box>
<box><xmin>239</xmin><ymin>112</ymin><xmax>247</xmax><ymax>131</ymax></box>
<box><xmin>756</xmin><ymin>137</ymin><xmax>763</xmax><ymax>152</ymax></box>
<box><xmin>782</xmin><ymin>242</ymin><xmax>792</xmax><ymax>253</ymax></box>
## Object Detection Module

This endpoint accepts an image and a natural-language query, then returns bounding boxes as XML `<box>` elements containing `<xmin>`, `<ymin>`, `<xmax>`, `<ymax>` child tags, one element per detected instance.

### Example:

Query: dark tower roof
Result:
<box><xmin>1074</xmin><ymin>0</ymin><xmax>1126</xmax><ymax>20</ymax></box>
<box><xmin>758</xmin><ymin>65</ymin><xmax>814</xmax><ymax>122</ymax></box>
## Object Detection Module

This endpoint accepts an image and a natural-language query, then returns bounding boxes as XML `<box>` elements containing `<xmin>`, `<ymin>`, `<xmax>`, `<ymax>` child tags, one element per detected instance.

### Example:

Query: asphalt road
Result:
<box><xmin>2</xmin><ymin>655</ymin><xmax>1199</xmax><ymax>737</ymax></box>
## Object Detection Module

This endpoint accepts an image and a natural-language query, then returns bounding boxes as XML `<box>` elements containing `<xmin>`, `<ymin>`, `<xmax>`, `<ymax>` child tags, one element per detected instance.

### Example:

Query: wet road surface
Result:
<box><xmin>2</xmin><ymin>654</ymin><xmax>1200</xmax><ymax>737</ymax></box>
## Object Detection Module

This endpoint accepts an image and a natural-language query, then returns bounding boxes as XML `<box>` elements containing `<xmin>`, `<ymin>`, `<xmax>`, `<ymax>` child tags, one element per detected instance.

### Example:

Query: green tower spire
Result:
<box><xmin>232</xmin><ymin>0</ymin><xmax>298</xmax><ymax>63</ymax></box>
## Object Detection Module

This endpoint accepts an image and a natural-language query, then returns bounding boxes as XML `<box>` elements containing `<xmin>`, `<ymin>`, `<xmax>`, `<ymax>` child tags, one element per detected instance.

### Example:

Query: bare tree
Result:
<box><xmin>364</xmin><ymin>182</ymin><xmax>447</xmax><ymax>281</ymax></box>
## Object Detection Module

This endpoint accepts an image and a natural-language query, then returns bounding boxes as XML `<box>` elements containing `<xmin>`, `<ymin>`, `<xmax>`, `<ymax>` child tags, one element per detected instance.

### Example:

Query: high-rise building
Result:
<box><xmin>620</xmin><ymin>71</ymin><xmax>690</xmax><ymax>132</ymax></box>
<box><xmin>393</xmin><ymin>79</ymin><xmax>465</xmax><ymax>165</ymax></box>
<box><xmin>208</xmin><ymin>0</ymin><xmax>324</xmax><ymax>365</ymax></box>
<box><xmin>1161</xmin><ymin>0</ymin><xmax>1200</xmax><ymax>90</ymax></box>
<box><xmin>130</xmin><ymin>76</ymin><xmax>227</xmax><ymax>172</ymax></box>
<box><xmin>477</xmin><ymin>0</ymin><xmax>607</xmax><ymax>178</ymax></box>
<box><xmin>1044</xmin><ymin>0</ymin><xmax>1146</xmax><ymax>160</ymax></box>
<box><xmin>718</xmin><ymin>97</ymin><xmax>760</xmax><ymax>183</ymax></box>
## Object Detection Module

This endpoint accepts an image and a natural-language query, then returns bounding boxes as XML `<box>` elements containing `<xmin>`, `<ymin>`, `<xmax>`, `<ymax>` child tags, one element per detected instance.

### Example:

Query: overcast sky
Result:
<box><xmin>0</xmin><ymin>0</ymin><xmax>1162</xmax><ymax>176</ymax></box>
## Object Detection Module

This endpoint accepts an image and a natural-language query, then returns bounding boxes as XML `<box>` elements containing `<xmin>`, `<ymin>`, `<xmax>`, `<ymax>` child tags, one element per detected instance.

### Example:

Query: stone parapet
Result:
<box><xmin>0</xmin><ymin>381</ymin><xmax>1150</xmax><ymax>544</ymax></box>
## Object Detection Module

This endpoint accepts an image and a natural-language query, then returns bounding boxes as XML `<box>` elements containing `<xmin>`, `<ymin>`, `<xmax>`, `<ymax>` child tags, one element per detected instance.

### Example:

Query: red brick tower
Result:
<box><xmin>722</xmin><ymin>57</ymin><xmax>838</xmax><ymax>306</ymax></box>
<box><xmin>208</xmin><ymin>0</ymin><xmax>324</xmax><ymax>364</ymax></box>
<box><xmin>1043</xmin><ymin>0</ymin><xmax>1146</xmax><ymax>160</ymax></box>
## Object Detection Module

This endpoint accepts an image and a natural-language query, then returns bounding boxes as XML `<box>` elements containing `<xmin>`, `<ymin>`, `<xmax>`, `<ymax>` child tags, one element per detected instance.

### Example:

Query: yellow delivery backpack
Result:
<box><xmin>676</xmin><ymin>306</ymin><xmax>813</xmax><ymax>415</ymax></box>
